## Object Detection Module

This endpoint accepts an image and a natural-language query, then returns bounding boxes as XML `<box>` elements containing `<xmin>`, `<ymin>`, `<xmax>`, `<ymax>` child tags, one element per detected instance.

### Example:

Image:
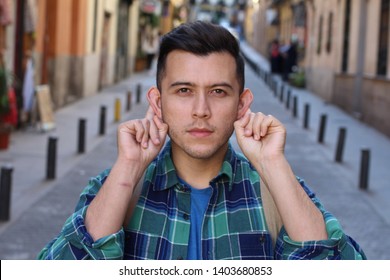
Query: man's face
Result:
<box><xmin>159</xmin><ymin>50</ymin><xmax>244</xmax><ymax>160</ymax></box>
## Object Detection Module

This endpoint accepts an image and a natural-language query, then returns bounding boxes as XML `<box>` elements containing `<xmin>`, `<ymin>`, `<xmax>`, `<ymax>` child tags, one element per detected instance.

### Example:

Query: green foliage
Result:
<box><xmin>0</xmin><ymin>65</ymin><xmax>10</xmax><ymax>116</ymax></box>
<box><xmin>140</xmin><ymin>12</ymin><xmax>160</xmax><ymax>28</ymax></box>
<box><xmin>289</xmin><ymin>69</ymin><xmax>306</xmax><ymax>88</ymax></box>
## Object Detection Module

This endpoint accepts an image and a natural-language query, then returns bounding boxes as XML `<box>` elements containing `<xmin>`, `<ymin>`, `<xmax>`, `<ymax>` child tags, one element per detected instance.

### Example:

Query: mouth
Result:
<box><xmin>188</xmin><ymin>128</ymin><xmax>213</xmax><ymax>138</ymax></box>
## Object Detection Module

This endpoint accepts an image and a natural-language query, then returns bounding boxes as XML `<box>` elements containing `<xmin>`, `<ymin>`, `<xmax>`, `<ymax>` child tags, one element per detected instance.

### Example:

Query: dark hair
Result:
<box><xmin>156</xmin><ymin>21</ymin><xmax>245</xmax><ymax>93</ymax></box>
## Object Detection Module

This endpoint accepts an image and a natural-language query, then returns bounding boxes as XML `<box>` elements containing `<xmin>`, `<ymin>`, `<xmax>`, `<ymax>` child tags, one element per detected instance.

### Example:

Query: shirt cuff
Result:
<box><xmin>62</xmin><ymin>206</ymin><xmax>125</xmax><ymax>259</ymax></box>
<box><xmin>277</xmin><ymin>217</ymin><xmax>365</xmax><ymax>259</ymax></box>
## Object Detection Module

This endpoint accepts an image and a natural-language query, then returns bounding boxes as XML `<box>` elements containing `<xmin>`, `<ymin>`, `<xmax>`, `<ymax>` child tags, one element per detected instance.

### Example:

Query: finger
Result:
<box><xmin>234</xmin><ymin>110</ymin><xmax>251</xmax><ymax>138</ymax></box>
<box><xmin>145</xmin><ymin>105</ymin><xmax>155</xmax><ymax>120</ymax></box>
<box><xmin>259</xmin><ymin>114</ymin><xmax>276</xmax><ymax>138</ymax></box>
<box><xmin>133</xmin><ymin>120</ymin><xmax>145</xmax><ymax>144</ymax></box>
<box><xmin>244</xmin><ymin>112</ymin><xmax>256</xmax><ymax>137</ymax></box>
<box><xmin>235</xmin><ymin>108</ymin><xmax>251</xmax><ymax>128</ymax></box>
<box><xmin>140</xmin><ymin>119</ymin><xmax>150</xmax><ymax>148</ymax></box>
<box><xmin>153</xmin><ymin>115</ymin><xmax>168</xmax><ymax>140</ymax></box>
<box><xmin>252</xmin><ymin>112</ymin><xmax>267</xmax><ymax>140</ymax></box>
<box><xmin>118</xmin><ymin>121</ymin><xmax>135</xmax><ymax>135</ymax></box>
<box><xmin>149</xmin><ymin>116</ymin><xmax>161</xmax><ymax>145</ymax></box>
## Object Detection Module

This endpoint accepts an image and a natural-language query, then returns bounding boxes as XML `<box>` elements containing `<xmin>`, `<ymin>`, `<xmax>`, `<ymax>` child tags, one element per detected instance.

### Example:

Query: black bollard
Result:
<box><xmin>46</xmin><ymin>136</ymin><xmax>58</xmax><ymax>180</ymax></box>
<box><xmin>286</xmin><ymin>89</ymin><xmax>291</xmax><ymax>109</ymax></box>
<box><xmin>335</xmin><ymin>127</ymin><xmax>347</xmax><ymax>163</ymax></box>
<box><xmin>78</xmin><ymin>118</ymin><xmax>86</xmax><ymax>154</ymax></box>
<box><xmin>318</xmin><ymin>114</ymin><xmax>327</xmax><ymax>143</ymax></box>
<box><xmin>0</xmin><ymin>165</ymin><xmax>13</xmax><ymax>221</ymax></box>
<box><xmin>99</xmin><ymin>106</ymin><xmax>106</xmax><ymax>136</ymax></box>
<box><xmin>270</xmin><ymin>79</ymin><xmax>274</xmax><ymax>93</ymax></box>
<box><xmin>279</xmin><ymin>84</ymin><xmax>284</xmax><ymax>102</ymax></box>
<box><xmin>359</xmin><ymin>149</ymin><xmax>370</xmax><ymax>190</ymax></box>
<box><xmin>292</xmin><ymin>96</ymin><xmax>298</xmax><ymax>118</ymax></box>
<box><xmin>127</xmin><ymin>91</ymin><xmax>132</xmax><ymax>111</ymax></box>
<box><xmin>136</xmin><ymin>83</ymin><xmax>141</xmax><ymax>104</ymax></box>
<box><xmin>303</xmin><ymin>103</ymin><xmax>310</xmax><ymax>129</ymax></box>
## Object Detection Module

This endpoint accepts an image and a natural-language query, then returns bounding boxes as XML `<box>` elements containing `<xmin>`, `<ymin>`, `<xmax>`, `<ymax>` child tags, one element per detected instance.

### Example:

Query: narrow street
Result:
<box><xmin>0</xmin><ymin>44</ymin><xmax>389</xmax><ymax>259</ymax></box>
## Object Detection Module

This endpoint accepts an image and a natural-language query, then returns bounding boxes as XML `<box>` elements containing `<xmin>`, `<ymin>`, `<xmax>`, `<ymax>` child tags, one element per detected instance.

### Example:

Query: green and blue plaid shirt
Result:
<box><xmin>38</xmin><ymin>141</ymin><xmax>366</xmax><ymax>260</ymax></box>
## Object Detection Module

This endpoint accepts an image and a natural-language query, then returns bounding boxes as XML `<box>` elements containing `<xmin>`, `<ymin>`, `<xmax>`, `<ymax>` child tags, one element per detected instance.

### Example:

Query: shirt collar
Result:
<box><xmin>152</xmin><ymin>140</ymin><xmax>237</xmax><ymax>191</ymax></box>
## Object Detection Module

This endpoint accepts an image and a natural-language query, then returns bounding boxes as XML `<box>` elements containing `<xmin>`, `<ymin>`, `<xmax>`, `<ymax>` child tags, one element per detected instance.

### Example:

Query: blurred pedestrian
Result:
<box><xmin>269</xmin><ymin>39</ymin><xmax>282</xmax><ymax>74</ymax></box>
<box><xmin>281</xmin><ymin>37</ymin><xmax>298</xmax><ymax>81</ymax></box>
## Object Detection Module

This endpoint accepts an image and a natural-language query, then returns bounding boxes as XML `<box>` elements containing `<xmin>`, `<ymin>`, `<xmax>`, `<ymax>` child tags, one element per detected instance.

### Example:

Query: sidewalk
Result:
<box><xmin>0</xmin><ymin>71</ymin><xmax>153</xmax><ymax>235</ymax></box>
<box><xmin>241</xmin><ymin>42</ymin><xmax>390</xmax><ymax>226</ymax></box>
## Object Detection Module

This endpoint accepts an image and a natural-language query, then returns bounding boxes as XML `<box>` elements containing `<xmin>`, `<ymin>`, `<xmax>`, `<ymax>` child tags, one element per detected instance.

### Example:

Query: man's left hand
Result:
<box><xmin>234</xmin><ymin>109</ymin><xmax>287</xmax><ymax>164</ymax></box>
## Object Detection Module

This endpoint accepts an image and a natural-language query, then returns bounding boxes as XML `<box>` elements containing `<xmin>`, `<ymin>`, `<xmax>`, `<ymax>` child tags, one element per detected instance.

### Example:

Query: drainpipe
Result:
<box><xmin>14</xmin><ymin>0</ymin><xmax>25</xmax><ymax>128</ymax></box>
<box><xmin>353</xmin><ymin>0</ymin><xmax>367</xmax><ymax>119</ymax></box>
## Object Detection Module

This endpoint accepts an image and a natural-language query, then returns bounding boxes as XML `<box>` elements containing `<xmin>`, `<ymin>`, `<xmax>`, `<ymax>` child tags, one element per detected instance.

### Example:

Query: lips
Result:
<box><xmin>188</xmin><ymin>127</ymin><xmax>213</xmax><ymax>137</ymax></box>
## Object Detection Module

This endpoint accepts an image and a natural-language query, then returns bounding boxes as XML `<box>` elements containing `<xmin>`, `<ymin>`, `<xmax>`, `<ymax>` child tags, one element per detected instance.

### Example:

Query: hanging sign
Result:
<box><xmin>140</xmin><ymin>0</ymin><xmax>160</xmax><ymax>14</ymax></box>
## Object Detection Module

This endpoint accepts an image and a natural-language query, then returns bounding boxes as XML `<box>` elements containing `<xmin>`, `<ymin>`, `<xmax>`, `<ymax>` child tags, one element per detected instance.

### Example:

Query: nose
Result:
<box><xmin>192</xmin><ymin>93</ymin><xmax>211</xmax><ymax>119</ymax></box>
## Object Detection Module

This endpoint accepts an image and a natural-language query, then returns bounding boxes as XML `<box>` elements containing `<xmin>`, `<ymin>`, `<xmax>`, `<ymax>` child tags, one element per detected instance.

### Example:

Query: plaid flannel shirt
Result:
<box><xmin>38</xmin><ymin>141</ymin><xmax>366</xmax><ymax>260</ymax></box>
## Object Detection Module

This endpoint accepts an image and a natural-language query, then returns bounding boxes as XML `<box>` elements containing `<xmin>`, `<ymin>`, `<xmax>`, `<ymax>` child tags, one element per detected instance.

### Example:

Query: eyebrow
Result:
<box><xmin>169</xmin><ymin>81</ymin><xmax>234</xmax><ymax>90</ymax></box>
<box><xmin>170</xmin><ymin>81</ymin><xmax>193</xmax><ymax>88</ymax></box>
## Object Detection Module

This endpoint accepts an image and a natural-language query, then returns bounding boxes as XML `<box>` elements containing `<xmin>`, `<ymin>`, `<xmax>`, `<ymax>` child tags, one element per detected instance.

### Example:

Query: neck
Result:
<box><xmin>171</xmin><ymin>143</ymin><xmax>228</xmax><ymax>189</ymax></box>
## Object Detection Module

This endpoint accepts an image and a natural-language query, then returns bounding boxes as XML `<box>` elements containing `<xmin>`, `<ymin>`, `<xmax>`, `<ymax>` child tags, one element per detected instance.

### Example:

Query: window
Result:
<box><xmin>377</xmin><ymin>0</ymin><xmax>390</xmax><ymax>76</ymax></box>
<box><xmin>317</xmin><ymin>15</ymin><xmax>323</xmax><ymax>54</ymax></box>
<box><xmin>326</xmin><ymin>12</ymin><xmax>333</xmax><ymax>53</ymax></box>
<box><xmin>92</xmin><ymin>0</ymin><xmax>98</xmax><ymax>52</ymax></box>
<box><xmin>341</xmin><ymin>0</ymin><xmax>351</xmax><ymax>72</ymax></box>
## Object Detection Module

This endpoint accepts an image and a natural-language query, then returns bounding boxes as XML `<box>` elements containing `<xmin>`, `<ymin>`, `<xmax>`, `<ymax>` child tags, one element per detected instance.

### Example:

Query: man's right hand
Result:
<box><xmin>117</xmin><ymin>106</ymin><xmax>168</xmax><ymax>171</ymax></box>
<box><xmin>85</xmin><ymin>106</ymin><xmax>168</xmax><ymax>241</ymax></box>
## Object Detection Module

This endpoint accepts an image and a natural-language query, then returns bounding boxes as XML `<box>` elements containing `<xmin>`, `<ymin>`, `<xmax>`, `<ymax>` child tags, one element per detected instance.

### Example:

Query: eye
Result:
<box><xmin>177</xmin><ymin>88</ymin><xmax>191</xmax><ymax>95</ymax></box>
<box><xmin>210</xmin><ymin>89</ymin><xmax>226</xmax><ymax>96</ymax></box>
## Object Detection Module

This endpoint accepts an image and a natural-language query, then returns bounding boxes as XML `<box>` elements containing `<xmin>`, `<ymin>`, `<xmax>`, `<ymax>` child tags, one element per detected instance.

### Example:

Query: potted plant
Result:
<box><xmin>289</xmin><ymin>67</ymin><xmax>306</xmax><ymax>88</ymax></box>
<box><xmin>0</xmin><ymin>63</ymin><xmax>15</xmax><ymax>150</ymax></box>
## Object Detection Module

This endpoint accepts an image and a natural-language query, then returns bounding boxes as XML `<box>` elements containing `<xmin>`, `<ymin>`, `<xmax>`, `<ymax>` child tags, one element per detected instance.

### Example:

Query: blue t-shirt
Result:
<box><xmin>178</xmin><ymin>178</ymin><xmax>212</xmax><ymax>260</ymax></box>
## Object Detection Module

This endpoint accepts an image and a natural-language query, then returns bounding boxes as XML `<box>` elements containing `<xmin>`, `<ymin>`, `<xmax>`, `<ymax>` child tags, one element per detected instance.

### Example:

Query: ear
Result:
<box><xmin>237</xmin><ymin>88</ymin><xmax>253</xmax><ymax>119</ymax></box>
<box><xmin>147</xmin><ymin>87</ymin><xmax>162</xmax><ymax>119</ymax></box>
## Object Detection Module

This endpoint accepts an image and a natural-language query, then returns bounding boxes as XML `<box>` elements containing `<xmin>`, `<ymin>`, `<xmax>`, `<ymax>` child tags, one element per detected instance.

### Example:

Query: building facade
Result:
<box><xmin>1</xmin><ymin>0</ymin><xmax>140</xmax><ymax>116</ymax></box>
<box><xmin>34</xmin><ymin>0</ymin><xmax>137</xmax><ymax>108</ymax></box>
<box><xmin>307</xmin><ymin>0</ymin><xmax>390</xmax><ymax>138</ymax></box>
<box><xmin>249</xmin><ymin>0</ymin><xmax>390</xmax><ymax>138</ymax></box>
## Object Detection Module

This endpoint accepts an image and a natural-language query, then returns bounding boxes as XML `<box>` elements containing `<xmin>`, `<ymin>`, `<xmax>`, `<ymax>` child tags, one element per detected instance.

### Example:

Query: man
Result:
<box><xmin>38</xmin><ymin>21</ymin><xmax>365</xmax><ymax>260</ymax></box>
